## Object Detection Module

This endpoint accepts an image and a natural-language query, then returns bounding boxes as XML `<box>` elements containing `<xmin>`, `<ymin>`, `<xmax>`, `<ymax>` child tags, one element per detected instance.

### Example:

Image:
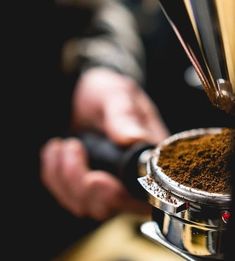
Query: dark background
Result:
<box><xmin>4</xmin><ymin>1</ymin><xmax>234</xmax><ymax>260</ymax></box>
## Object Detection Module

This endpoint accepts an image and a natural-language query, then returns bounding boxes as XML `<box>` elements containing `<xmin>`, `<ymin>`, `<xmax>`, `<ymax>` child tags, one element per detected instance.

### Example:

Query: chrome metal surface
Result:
<box><xmin>156</xmin><ymin>211</ymin><xmax>224</xmax><ymax>259</ymax></box>
<box><xmin>138</xmin><ymin>128</ymin><xmax>232</xmax><ymax>259</ymax></box>
<box><xmin>138</xmin><ymin>175</ymin><xmax>188</xmax><ymax>214</ymax></box>
<box><xmin>150</xmin><ymin>128</ymin><xmax>231</xmax><ymax>206</ymax></box>
<box><xmin>140</xmin><ymin>221</ymin><xmax>220</xmax><ymax>261</ymax></box>
<box><xmin>158</xmin><ymin>0</ymin><xmax>235</xmax><ymax>114</ymax></box>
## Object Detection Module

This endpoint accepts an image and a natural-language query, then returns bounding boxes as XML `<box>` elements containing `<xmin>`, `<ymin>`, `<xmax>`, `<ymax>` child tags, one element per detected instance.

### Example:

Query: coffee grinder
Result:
<box><xmin>80</xmin><ymin>1</ymin><xmax>235</xmax><ymax>260</ymax></box>
<box><xmin>138</xmin><ymin>0</ymin><xmax>235</xmax><ymax>260</ymax></box>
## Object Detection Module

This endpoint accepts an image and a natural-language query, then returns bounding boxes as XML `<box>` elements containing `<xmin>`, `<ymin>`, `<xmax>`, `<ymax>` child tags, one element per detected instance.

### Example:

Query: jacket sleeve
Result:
<box><xmin>59</xmin><ymin>0</ymin><xmax>145</xmax><ymax>85</ymax></box>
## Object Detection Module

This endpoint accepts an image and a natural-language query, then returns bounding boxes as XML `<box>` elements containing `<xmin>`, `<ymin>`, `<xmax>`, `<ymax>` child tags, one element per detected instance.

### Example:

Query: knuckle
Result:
<box><xmin>85</xmin><ymin>175</ymin><xmax>105</xmax><ymax>192</ymax></box>
<box><xmin>60</xmin><ymin>163</ymin><xmax>78</xmax><ymax>184</ymax></box>
<box><xmin>40</xmin><ymin>138</ymin><xmax>62</xmax><ymax>159</ymax></box>
<box><xmin>63</xmin><ymin>138</ymin><xmax>86</xmax><ymax>155</ymax></box>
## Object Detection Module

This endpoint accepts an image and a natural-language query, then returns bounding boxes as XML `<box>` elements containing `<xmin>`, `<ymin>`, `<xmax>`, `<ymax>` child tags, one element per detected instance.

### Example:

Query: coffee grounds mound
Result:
<box><xmin>158</xmin><ymin>128</ymin><xmax>235</xmax><ymax>194</ymax></box>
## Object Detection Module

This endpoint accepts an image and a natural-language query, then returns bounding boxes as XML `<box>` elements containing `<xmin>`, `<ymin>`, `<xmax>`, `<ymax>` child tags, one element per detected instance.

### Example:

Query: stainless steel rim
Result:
<box><xmin>151</xmin><ymin>128</ymin><xmax>231</xmax><ymax>206</ymax></box>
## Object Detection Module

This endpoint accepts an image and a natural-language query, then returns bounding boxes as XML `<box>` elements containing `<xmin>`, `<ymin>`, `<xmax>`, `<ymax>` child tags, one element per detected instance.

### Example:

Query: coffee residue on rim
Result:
<box><xmin>157</xmin><ymin>128</ymin><xmax>235</xmax><ymax>193</ymax></box>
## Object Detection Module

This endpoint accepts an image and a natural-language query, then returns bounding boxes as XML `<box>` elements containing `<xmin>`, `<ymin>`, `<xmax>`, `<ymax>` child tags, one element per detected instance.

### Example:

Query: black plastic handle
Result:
<box><xmin>77</xmin><ymin>132</ymin><xmax>155</xmax><ymax>199</ymax></box>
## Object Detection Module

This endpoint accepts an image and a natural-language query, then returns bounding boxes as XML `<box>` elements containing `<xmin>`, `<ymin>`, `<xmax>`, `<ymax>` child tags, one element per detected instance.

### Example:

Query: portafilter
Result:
<box><xmin>79</xmin><ymin>128</ymin><xmax>232</xmax><ymax>260</ymax></box>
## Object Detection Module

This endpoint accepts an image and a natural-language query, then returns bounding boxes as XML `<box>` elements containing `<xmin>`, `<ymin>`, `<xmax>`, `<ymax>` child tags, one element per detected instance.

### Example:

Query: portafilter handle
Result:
<box><xmin>77</xmin><ymin>131</ymin><xmax>155</xmax><ymax>200</ymax></box>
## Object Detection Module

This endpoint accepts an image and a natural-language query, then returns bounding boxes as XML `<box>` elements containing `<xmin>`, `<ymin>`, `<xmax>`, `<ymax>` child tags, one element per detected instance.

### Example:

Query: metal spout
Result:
<box><xmin>158</xmin><ymin>0</ymin><xmax>235</xmax><ymax>114</ymax></box>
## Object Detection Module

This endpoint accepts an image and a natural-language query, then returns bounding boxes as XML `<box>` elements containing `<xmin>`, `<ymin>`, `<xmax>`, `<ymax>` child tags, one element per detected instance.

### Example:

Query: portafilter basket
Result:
<box><xmin>78</xmin><ymin>128</ymin><xmax>232</xmax><ymax>260</ymax></box>
<box><xmin>138</xmin><ymin>128</ymin><xmax>232</xmax><ymax>260</ymax></box>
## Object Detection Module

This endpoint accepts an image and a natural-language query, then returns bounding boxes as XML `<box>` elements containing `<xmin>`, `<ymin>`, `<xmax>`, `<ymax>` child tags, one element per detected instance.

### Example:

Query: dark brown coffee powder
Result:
<box><xmin>158</xmin><ymin>128</ymin><xmax>235</xmax><ymax>193</ymax></box>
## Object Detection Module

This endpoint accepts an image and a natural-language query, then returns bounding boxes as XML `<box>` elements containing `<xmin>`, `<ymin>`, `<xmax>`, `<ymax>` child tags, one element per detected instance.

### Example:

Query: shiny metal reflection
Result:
<box><xmin>138</xmin><ymin>128</ymin><xmax>231</xmax><ymax>259</ymax></box>
<box><xmin>158</xmin><ymin>0</ymin><xmax>235</xmax><ymax>114</ymax></box>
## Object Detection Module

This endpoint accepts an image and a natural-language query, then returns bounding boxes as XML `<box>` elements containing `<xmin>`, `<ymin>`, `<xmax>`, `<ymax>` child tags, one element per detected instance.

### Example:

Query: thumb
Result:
<box><xmin>104</xmin><ymin>110</ymin><xmax>150</xmax><ymax>146</ymax></box>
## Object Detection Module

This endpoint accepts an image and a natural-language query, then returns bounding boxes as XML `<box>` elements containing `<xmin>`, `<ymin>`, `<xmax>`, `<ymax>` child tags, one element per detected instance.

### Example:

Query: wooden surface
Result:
<box><xmin>54</xmin><ymin>213</ymin><xmax>184</xmax><ymax>261</ymax></box>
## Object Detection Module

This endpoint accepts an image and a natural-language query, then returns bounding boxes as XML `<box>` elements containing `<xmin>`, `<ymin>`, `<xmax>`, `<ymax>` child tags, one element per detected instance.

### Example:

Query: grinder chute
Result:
<box><xmin>158</xmin><ymin>0</ymin><xmax>235</xmax><ymax>114</ymax></box>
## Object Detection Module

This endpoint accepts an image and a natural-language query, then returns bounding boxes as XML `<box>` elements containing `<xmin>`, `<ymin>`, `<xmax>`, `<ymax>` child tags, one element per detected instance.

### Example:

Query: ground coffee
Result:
<box><xmin>158</xmin><ymin>128</ymin><xmax>235</xmax><ymax>193</ymax></box>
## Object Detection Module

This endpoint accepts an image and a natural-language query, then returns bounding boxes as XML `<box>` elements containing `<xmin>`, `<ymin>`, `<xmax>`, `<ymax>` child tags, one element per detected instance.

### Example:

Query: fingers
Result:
<box><xmin>103</xmin><ymin>83</ymin><xmax>170</xmax><ymax>145</ymax></box>
<box><xmin>103</xmin><ymin>85</ymin><xmax>150</xmax><ymax>145</ymax></box>
<box><xmin>41</xmin><ymin>138</ymin><xmax>150</xmax><ymax>220</ymax></box>
<box><xmin>83</xmin><ymin>171</ymin><xmax>151</xmax><ymax>219</ymax></box>
<box><xmin>41</xmin><ymin>68</ymin><xmax>170</xmax><ymax>220</ymax></box>
<box><xmin>40</xmin><ymin>138</ymin><xmax>87</xmax><ymax>217</ymax></box>
<box><xmin>73</xmin><ymin>68</ymin><xmax>169</xmax><ymax>146</ymax></box>
<box><xmin>135</xmin><ymin>89</ymin><xmax>170</xmax><ymax>143</ymax></box>
<box><xmin>82</xmin><ymin>171</ymin><xmax>126</xmax><ymax>220</ymax></box>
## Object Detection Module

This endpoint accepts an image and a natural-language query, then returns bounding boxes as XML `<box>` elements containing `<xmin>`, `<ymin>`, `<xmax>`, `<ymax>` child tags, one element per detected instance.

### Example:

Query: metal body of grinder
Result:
<box><xmin>136</xmin><ymin>2</ymin><xmax>234</xmax><ymax>258</ymax></box>
<box><xmin>80</xmin><ymin>0</ymin><xmax>235</xmax><ymax>260</ymax></box>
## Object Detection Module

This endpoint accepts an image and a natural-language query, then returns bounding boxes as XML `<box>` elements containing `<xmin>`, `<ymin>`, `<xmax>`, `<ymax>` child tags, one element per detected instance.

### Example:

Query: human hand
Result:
<box><xmin>41</xmin><ymin>138</ymin><xmax>150</xmax><ymax>220</ymax></box>
<box><xmin>41</xmin><ymin>67</ymin><xmax>169</xmax><ymax>220</ymax></box>
<box><xmin>72</xmin><ymin>67</ymin><xmax>169</xmax><ymax>145</ymax></box>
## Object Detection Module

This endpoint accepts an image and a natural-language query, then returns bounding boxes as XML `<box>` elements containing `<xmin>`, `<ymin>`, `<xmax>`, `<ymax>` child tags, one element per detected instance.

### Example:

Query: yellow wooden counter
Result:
<box><xmin>54</xmin><ymin>213</ymin><xmax>184</xmax><ymax>261</ymax></box>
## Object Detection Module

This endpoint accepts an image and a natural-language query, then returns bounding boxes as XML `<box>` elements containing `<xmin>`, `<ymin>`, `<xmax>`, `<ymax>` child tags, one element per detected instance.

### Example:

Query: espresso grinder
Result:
<box><xmin>80</xmin><ymin>1</ymin><xmax>235</xmax><ymax>260</ymax></box>
<box><xmin>138</xmin><ymin>1</ymin><xmax>235</xmax><ymax>260</ymax></box>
